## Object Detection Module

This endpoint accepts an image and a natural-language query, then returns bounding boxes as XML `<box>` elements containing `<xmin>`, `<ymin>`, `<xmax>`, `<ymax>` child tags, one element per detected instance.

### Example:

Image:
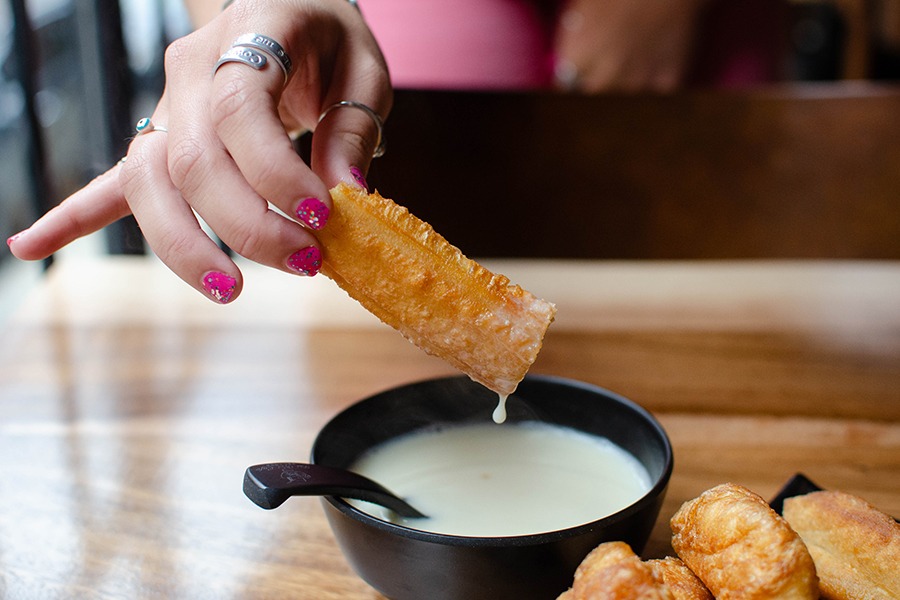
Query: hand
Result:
<box><xmin>8</xmin><ymin>0</ymin><xmax>392</xmax><ymax>304</ymax></box>
<box><xmin>554</xmin><ymin>0</ymin><xmax>709</xmax><ymax>93</ymax></box>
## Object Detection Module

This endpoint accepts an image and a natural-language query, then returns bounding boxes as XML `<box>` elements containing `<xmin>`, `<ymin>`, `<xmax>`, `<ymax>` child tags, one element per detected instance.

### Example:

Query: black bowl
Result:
<box><xmin>311</xmin><ymin>375</ymin><xmax>673</xmax><ymax>600</ymax></box>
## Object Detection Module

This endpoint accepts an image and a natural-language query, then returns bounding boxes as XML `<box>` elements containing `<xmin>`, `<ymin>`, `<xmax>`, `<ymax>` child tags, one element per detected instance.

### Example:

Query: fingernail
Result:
<box><xmin>287</xmin><ymin>245</ymin><xmax>322</xmax><ymax>276</ymax></box>
<box><xmin>202</xmin><ymin>271</ymin><xmax>236</xmax><ymax>304</ymax></box>
<box><xmin>295</xmin><ymin>197</ymin><xmax>330</xmax><ymax>230</ymax></box>
<box><xmin>349</xmin><ymin>166</ymin><xmax>368</xmax><ymax>190</ymax></box>
<box><xmin>6</xmin><ymin>231</ymin><xmax>24</xmax><ymax>247</ymax></box>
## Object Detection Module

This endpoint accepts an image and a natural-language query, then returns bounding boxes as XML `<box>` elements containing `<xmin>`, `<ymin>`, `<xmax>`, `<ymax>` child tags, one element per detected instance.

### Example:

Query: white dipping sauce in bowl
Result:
<box><xmin>347</xmin><ymin>421</ymin><xmax>652</xmax><ymax>537</ymax></box>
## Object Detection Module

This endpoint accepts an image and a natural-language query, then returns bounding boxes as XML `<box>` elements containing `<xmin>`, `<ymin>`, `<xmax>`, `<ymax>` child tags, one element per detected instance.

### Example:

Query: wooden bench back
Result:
<box><xmin>368</xmin><ymin>86</ymin><xmax>900</xmax><ymax>259</ymax></box>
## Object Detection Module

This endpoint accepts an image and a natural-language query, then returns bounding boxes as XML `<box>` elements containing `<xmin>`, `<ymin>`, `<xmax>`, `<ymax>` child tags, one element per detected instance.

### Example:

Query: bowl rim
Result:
<box><xmin>313</xmin><ymin>374</ymin><xmax>674</xmax><ymax>548</ymax></box>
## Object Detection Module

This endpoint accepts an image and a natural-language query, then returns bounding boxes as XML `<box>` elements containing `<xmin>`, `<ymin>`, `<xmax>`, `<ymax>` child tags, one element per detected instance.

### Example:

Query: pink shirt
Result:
<box><xmin>359</xmin><ymin>0</ymin><xmax>784</xmax><ymax>91</ymax></box>
<box><xmin>359</xmin><ymin>0</ymin><xmax>555</xmax><ymax>89</ymax></box>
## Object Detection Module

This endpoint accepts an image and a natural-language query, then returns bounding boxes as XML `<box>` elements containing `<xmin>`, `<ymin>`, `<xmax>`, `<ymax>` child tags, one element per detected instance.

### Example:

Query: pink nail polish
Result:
<box><xmin>295</xmin><ymin>197</ymin><xmax>330</xmax><ymax>230</ymax></box>
<box><xmin>6</xmin><ymin>232</ymin><xmax>22</xmax><ymax>247</ymax></box>
<box><xmin>349</xmin><ymin>166</ymin><xmax>368</xmax><ymax>190</ymax></box>
<box><xmin>202</xmin><ymin>271</ymin><xmax>236</xmax><ymax>304</ymax></box>
<box><xmin>287</xmin><ymin>245</ymin><xmax>322</xmax><ymax>276</ymax></box>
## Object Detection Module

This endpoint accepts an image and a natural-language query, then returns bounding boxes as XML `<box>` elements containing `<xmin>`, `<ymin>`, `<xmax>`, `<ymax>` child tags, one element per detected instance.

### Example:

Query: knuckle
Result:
<box><xmin>224</xmin><ymin>220</ymin><xmax>266</xmax><ymax>260</ymax></box>
<box><xmin>339</xmin><ymin>128</ymin><xmax>373</xmax><ymax>159</ymax></box>
<box><xmin>163</xmin><ymin>36</ymin><xmax>196</xmax><ymax>75</ymax></box>
<box><xmin>210</xmin><ymin>77</ymin><xmax>250</xmax><ymax>130</ymax></box>
<box><xmin>210</xmin><ymin>76</ymin><xmax>272</xmax><ymax>136</ymax></box>
<box><xmin>118</xmin><ymin>149</ymin><xmax>154</xmax><ymax>197</ymax></box>
<box><xmin>151</xmin><ymin>229</ymin><xmax>199</xmax><ymax>266</ymax></box>
<box><xmin>167</xmin><ymin>135</ymin><xmax>208</xmax><ymax>195</ymax></box>
<box><xmin>245</xmin><ymin>154</ymin><xmax>285</xmax><ymax>192</ymax></box>
<box><xmin>54</xmin><ymin>196</ymin><xmax>94</xmax><ymax>236</ymax></box>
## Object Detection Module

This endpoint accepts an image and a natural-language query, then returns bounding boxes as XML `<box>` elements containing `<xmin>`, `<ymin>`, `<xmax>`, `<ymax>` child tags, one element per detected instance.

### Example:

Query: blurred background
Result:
<box><xmin>1</xmin><ymin>0</ymin><xmax>190</xmax><ymax>250</ymax></box>
<box><xmin>1</xmin><ymin>0</ymin><xmax>899</xmax><ymax>315</ymax></box>
<box><xmin>0</xmin><ymin>0</ymin><xmax>191</xmax><ymax>316</ymax></box>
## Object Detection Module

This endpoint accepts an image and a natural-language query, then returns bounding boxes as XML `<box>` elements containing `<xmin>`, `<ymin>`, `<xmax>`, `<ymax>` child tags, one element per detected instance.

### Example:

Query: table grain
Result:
<box><xmin>1</xmin><ymin>257</ymin><xmax>898</xmax><ymax>599</ymax></box>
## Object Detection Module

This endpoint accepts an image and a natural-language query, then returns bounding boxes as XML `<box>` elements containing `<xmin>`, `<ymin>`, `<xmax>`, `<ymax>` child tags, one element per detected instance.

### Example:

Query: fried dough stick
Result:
<box><xmin>557</xmin><ymin>541</ymin><xmax>712</xmax><ymax>600</ymax></box>
<box><xmin>783</xmin><ymin>490</ymin><xmax>900</xmax><ymax>600</ymax></box>
<box><xmin>318</xmin><ymin>184</ymin><xmax>556</xmax><ymax>396</ymax></box>
<box><xmin>670</xmin><ymin>483</ymin><xmax>819</xmax><ymax>600</ymax></box>
<box><xmin>646</xmin><ymin>557</ymin><xmax>714</xmax><ymax>600</ymax></box>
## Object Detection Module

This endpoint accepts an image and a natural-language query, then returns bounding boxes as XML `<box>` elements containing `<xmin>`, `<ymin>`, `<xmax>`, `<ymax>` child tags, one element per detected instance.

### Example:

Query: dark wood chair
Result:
<box><xmin>367</xmin><ymin>85</ymin><xmax>900</xmax><ymax>259</ymax></box>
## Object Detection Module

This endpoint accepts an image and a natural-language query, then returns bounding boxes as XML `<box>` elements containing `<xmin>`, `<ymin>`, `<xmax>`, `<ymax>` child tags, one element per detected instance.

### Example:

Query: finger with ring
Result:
<box><xmin>318</xmin><ymin>101</ymin><xmax>386</xmax><ymax>158</ymax></box>
<box><xmin>214</xmin><ymin>46</ymin><xmax>268</xmax><ymax>75</ymax></box>
<box><xmin>135</xmin><ymin>117</ymin><xmax>168</xmax><ymax>135</ymax></box>
<box><xmin>231</xmin><ymin>33</ymin><xmax>292</xmax><ymax>78</ymax></box>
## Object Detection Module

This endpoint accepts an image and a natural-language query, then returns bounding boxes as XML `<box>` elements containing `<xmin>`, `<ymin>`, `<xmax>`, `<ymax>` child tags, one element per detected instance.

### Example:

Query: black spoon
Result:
<box><xmin>243</xmin><ymin>462</ymin><xmax>428</xmax><ymax>519</ymax></box>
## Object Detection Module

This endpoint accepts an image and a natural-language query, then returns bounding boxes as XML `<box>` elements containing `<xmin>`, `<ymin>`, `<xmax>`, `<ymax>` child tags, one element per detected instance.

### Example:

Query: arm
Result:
<box><xmin>554</xmin><ymin>0</ymin><xmax>711</xmax><ymax>92</ymax></box>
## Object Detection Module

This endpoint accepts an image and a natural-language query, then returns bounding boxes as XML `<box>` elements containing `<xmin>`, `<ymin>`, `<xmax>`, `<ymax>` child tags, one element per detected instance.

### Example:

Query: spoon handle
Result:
<box><xmin>243</xmin><ymin>462</ymin><xmax>427</xmax><ymax>519</ymax></box>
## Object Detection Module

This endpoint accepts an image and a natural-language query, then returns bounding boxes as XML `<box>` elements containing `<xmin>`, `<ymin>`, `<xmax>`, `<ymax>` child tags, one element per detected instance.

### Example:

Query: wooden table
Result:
<box><xmin>1</xmin><ymin>256</ymin><xmax>898</xmax><ymax>599</ymax></box>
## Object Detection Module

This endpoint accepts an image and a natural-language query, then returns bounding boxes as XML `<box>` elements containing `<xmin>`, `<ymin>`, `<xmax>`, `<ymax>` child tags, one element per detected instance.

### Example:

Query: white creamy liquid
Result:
<box><xmin>492</xmin><ymin>394</ymin><xmax>508</xmax><ymax>423</ymax></box>
<box><xmin>347</xmin><ymin>422</ymin><xmax>652</xmax><ymax>537</ymax></box>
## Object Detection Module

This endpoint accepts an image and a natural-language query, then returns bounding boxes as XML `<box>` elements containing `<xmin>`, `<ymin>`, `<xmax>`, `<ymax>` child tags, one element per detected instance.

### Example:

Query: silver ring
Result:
<box><xmin>318</xmin><ymin>101</ymin><xmax>386</xmax><ymax>158</ymax></box>
<box><xmin>135</xmin><ymin>117</ymin><xmax>168</xmax><ymax>135</ymax></box>
<box><xmin>214</xmin><ymin>46</ymin><xmax>268</xmax><ymax>75</ymax></box>
<box><xmin>232</xmin><ymin>33</ymin><xmax>292</xmax><ymax>79</ymax></box>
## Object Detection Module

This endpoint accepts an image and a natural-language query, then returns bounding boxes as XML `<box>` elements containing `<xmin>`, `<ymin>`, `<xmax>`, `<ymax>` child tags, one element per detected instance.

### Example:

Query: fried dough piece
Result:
<box><xmin>558</xmin><ymin>542</ymin><xmax>712</xmax><ymax>600</ymax></box>
<box><xmin>646</xmin><ymin>557</ymin><xmax>713</xmax><ymax>600</ymax></box>
<box><xmin>559</xmin><ymin>541</ymin><xmax>667</xmax><ymax>600</ymax></box>
<box><xmin>320</xmin><ymin>183</ymin><xmax>556</xmax><ymax>395</ymax></box>
<box><xmin>783</xmin><ymin>490</ymin><xmax>900</xmax><ymax>600</ymax></box>
<box><xmin>670</xmin><ymin>483</ymin><xmax>818</xmax><ymax>600</ymax></box>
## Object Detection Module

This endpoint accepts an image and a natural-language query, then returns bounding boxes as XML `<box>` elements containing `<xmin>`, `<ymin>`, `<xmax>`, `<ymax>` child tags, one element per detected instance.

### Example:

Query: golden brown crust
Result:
<box><xmin>563</xmin><ymin>541</ymin><xmax>668</xmax><ymax>600</ymax></box>
<box><xmin>670</xmin><ymin>483</ymin><xmax>818</xmax><ymax>600</ymax></box>
<box><xmin>783</xmin><ymin>490</ymin><xmax>900</xmax><ymax>600</ymax></box>
<box><xmin>646</xmin><ymin>557</ymin><xmax>713</xmax><ymax>600</ymax></box>
<box><xmin>320</xmin><ymin>184</ymin><xmax>556</xmax><ymax>395</ymax></box>
<box><xmin>558</xmin><ymin>545</ymin><xmax>713</xmax><ymax>600</ymax></box>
